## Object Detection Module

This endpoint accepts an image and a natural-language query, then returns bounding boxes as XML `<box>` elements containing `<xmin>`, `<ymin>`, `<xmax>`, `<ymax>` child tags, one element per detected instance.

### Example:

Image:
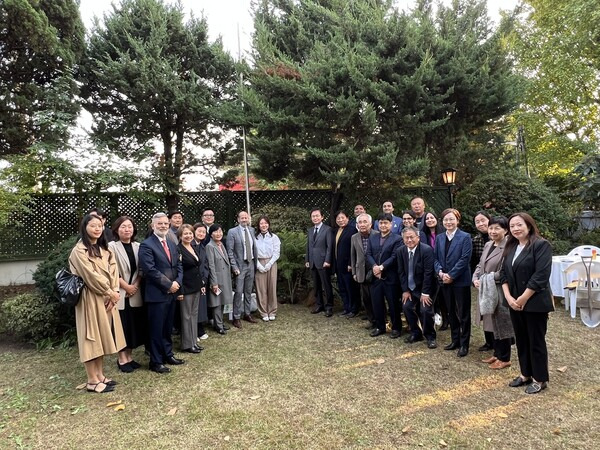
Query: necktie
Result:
<box><xmin>408</xmin><ymin>250</ymin><xmax>416</xmax><ymax>291</ymax></box>
<box><xmin>244</xmin><ymin>227</ymin><xmax>253</xmax><ymax>262</ymax></box>
<box><xmin>161</xmin><ymin>239</ymin><xmax>171</xmax><ymax>262</ymax></box>
<box><xmin>313</xmin><ymin>227</ymin><xmax>318</xmax><ymax>241</ymax></box>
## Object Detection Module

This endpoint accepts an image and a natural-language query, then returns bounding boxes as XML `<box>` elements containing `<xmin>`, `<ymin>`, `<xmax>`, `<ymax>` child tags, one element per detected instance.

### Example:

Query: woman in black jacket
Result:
<box><xmin>176</xmin><ymin>224</ymin><xmax>207</xmax><ymax>353</ymax></box>
<box><xmin>501</xmin><ymin>213</ymin><xmax>553</xmax><ymax>394</ymax></box>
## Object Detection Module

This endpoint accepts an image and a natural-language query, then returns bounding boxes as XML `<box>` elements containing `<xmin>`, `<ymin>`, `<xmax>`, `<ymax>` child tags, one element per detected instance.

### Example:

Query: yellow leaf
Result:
<box><xmin>224</xmin><ymin>436</ymin><xmax>231</xmax><ymax>441</ymax></box>
<box><xmin>497</xmin><ymin>413</ymin><xmax>508</xmax><ymax>418</ymax></box>
<box><xmin>113</xmin><ymin>404</ymin><xmax>125</xmax><ymax>411</ymax></box>
<box><xmin>376</xmin><ymin>358</ymin><xmax>385</xmax><ymax>364</ymax></box>
<box><xmin>167</xmin><ymin>407</ymin><xmax>177</xmax><ymax>416</ymax></box>
<box><xmin>487</xmin><ymin>438</ymin><xmax>492</xmax><ymax>442</ymax></box>
<box><xmin>552</xmin><ymin>428</ymin><xmax>561</xmax><ymax>435</ymax></box>
<box><xmin>440</xmin><ymin>439</ymin><xmax>448</xmax><ymax>447</ymax></box>
<box><xmin>556</xmin><ymin>366</ymin><xmax>568</xmax><ymax>373</ymax></box>
<box><xmin>75</xmin><ymin>383</ymin><xmax>87</xmax><ymax>390</ymax></box>
<box><xmin>106</xmin><ymin>401</ymin><xmax>122</xmax><ymax>407</ymax></box>
<box><xmin>249</xmin><ymin>395</ymin><xmax>260</xmax><ymax>400</ymax></box>
<box><xmin>401</xmin><ymin>425</ymin><xmax>411</xmax><ymax>434</ymax></box>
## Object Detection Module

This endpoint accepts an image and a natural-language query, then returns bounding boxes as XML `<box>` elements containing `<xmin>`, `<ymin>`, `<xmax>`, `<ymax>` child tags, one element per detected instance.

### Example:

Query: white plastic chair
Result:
<box><xmin>567</xmin><ymin>245</ymin><xmax>600</xmax><ymax>257</ymax></box>
<box><xmin>565</xmin><ymin>260</ymin><xmax>600</xmax><ymax>318</ymax></box>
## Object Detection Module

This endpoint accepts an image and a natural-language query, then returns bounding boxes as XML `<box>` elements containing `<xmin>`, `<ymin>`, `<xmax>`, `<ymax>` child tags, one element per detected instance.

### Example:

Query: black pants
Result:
<box><xmin>311</xmin><ymin>267</ymin><xmax>333</xmax><ymax>311</ymax></box>
<box><xmin>403</xmin><ymin>292</ymin><xmax>436</xmax><ymax>341</ymax></box>
<box><xmin>510</xmin><ymin>310</ymin><xmax>549</xmax><ymax>382</ymax></box>
<box><xmin>441</xmin><ymin>284</ymin><xmax>471</xmax><ymax>348</ymax></box>
<box><xmin>493</xmin><ymin>337</ymin><xmax>512</xmax><ymax>362</ymax></box>
<box><xmin>359</xmin><ymin>282</ymin><xmax>374</xmax><ymax>323</ymax></box>
<box><xmin>371</xmin><ymin>279</ymin><xmax>400</xmax><ymax>332</ymax></box>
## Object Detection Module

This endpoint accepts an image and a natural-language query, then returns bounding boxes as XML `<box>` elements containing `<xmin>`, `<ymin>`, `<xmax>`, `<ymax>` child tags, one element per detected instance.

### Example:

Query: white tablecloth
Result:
<box><xmin>550</xmin><ymin>256</ymin><xmax>579</xmax><ymax>297</ymax></box>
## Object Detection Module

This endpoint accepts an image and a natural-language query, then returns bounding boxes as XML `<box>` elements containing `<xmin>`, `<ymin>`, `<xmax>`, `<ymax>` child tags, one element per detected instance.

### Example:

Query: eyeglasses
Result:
<box><xmin>203</xmin><ymin>213</ymin><xmax>215</xmax><ymax>217</ymax></box>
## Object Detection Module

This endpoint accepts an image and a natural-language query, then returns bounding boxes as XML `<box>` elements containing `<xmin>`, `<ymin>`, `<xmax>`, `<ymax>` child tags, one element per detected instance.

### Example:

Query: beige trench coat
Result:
<box><xmin>69</xmin><ymin>241</ymin><xmax>126</xmax><ymax>362</ymax></box>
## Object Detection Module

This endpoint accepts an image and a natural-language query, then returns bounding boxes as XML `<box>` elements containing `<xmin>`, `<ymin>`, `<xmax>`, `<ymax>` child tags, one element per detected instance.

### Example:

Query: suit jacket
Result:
<box><xmin>351</xmin><ymin>230</ymin><xmax>379</xmax><ymax>283</ymax></box>
<box><xmin>177</xmin><ymin>243</ymin><xmax>207</xmax><ymax>295</ymax></box>
<box><xmin>397</xmin><ymin>242</ymin><xmax>435</xmax><ymax>297</ymax></box>
<box><xmin>366</xmin><ymin>232</ymin><xmax>402</xmax><ymax>284</ymax></box>
<box><xmin>108</xmin><ymin>240</ymin><xmax>143</xmax><ymax>309</ymax></box>
<box><xmin>139</xmin><ymin>234</ymin><xmax>183</xmax><ymax>303</ymax></box>
<box><xmin>373</xmin><ymin>215</ymin><xmax>402</xmax><ymax>235</ymax></box>
<box><xmin>433</xmin><ymin>229</ymin><xmax>472</xmax><ymax>287</ymax></box>
<box><xmin>306</xmin><ymin>223</ymin><xmax>333</xmax><ymax>269</ymax></box>
<box><xmin>333</xmin><ymin>225</ymin><xmax>357</xmax><ymax>273</ymax></box>
<box><xmin>500</xmin><ymin>239</ymin><xmax>554</xmax><ymax>313</ymax></box>
<box><xmin>205</xmin><ymin>239</ymin><xmax>234</xmax><ymax>308</ymax></box>
<box><xmin>226</xmin><ymin>225</ymin><xmax>257</xmax><ymax>272</ymax></box>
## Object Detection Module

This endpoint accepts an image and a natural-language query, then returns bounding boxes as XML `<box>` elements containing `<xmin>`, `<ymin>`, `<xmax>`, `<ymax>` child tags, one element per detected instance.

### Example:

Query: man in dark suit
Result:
<box><xmin>227</xmin><ymin>210</ymin><xmax>258</xmax><ymax>327</ymax></box>
<box><xmin>305</xmin><ymin>207</ymin><xmax>334</xmax><ymax>317</ymax></box>
<box><xmin>166</xmin><ymin>210</ymin><xmax>183</xmax><ymax>244</ymax></box>
<box><xmin>333</xmin><ymin>210</ymin><xmax>359</xmax><ymax>317</ymax></box>
<box><xmin>397</xmin><ymin>226</ymin><xmax>437</xmax><ymax>349</ymax></box>
<box><xmin>351</xmin><ymin>213</ymin><xmax>378</xmax><ymax>329</ymax></box>
<box><xmin>139</xmin><ymin>212</ymin><xmax>185</xmax><ymax>374</ymax></box>
<box><xmin>366</xmin><ymin>213</ymin><xmax>402</xmax><ymax>337</ymax></box>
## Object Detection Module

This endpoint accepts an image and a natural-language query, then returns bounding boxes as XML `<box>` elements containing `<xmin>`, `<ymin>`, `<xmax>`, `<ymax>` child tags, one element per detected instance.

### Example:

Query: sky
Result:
<box><xmin>78</xmin><ymin>0</ymin><xmax>520</xmax><ymax>61</ymax></box>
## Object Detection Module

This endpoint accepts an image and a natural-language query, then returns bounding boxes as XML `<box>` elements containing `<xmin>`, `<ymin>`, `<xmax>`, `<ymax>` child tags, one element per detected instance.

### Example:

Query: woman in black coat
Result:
<box><xmin>501</xmin><ymin>212</ymin><xmax>553</xmax><ymax>394</ymax></box>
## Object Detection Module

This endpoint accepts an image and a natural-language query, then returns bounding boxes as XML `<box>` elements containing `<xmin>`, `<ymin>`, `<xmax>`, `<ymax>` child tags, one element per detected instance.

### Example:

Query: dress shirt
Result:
<box><xmin>445</xmin><ymin>229</ymin><xmax>457</xmax><ymax>241</ymax></box>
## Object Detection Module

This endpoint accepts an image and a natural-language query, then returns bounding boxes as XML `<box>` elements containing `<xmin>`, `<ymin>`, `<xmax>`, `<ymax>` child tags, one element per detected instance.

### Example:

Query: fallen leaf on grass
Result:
<box><xmin>106</xmin><ymin>400</ymin><xmax>122</xmax><ymax>407</ymax></box>
<box><xmin>556</xmin><ymin>366</ymin><xmax>568</xmax><ymax>373</ymax></box>
<box><xmin>439</xmin><ymin>439</ymin><xmax>448</xmax><ymax>447</ymax></box>
<box><xmin>167</xmin><ymin>407</ymin><xmax>177</xmax><ymax>416</ymax></box>
<box><xmin>486</xmin><ymin>438</ymin><xmax>492</xmax><ymax>442</ymax></box>
<box><xmin>376</xmin><ymin>358</ymin><xmax>385</xmax><ymax>364</ymax></box>
<box><xmin>75</xmin><ymin>383</ymin><xmax>87</xmax><ymax>390</ymax></box>
<box><xmin>401</xmin><ymin>425</ymin><xmax>412</xmax><ymax>434</ymax></box>
<box><xmin>552</xmin><ymin>428</ymin><xmax>561</xmax><ymax>435</ymax></box>
<box><xmin>114</xmin><ymin>404</ymin><xmax>125</xmax><ymax>411</ymax></box>
<box><xmin>224</xmin><ymin>436</ymin><xmax>230</xmax><ymax>441</ymax></box>
<box><xmin>497</xmin><ymin>413</ymin><xmax>508</xmax><ymax>418</ymax></box>
<box><xmin>249</xmin><ymin>395</ymin><xmax>260</xmax><ymax>400</ymax></box>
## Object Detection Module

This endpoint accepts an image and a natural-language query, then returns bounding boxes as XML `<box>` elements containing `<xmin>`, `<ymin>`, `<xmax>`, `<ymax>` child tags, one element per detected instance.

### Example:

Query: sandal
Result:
<box><xmin>102</xmin><ymin>377</ymin><xmax>118</xmax><ymax>386</ymax></box>
<box><xmin>86</xmin><ymin>382</ymin><xmax>114</xmax><ymax>393</ymax></box>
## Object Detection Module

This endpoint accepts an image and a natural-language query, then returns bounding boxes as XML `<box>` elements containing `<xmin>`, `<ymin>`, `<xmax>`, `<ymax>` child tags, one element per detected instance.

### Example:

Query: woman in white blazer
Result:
<box><xmin>108</xmin><ymin>216</ymin><xmax>145</xmax><ymax>373</ymax></box>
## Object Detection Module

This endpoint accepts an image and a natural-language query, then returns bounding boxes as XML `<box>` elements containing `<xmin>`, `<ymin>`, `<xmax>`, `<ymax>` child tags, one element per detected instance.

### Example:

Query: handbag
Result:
<box><xmin>55</xmin><ymin>268</ymin><xmax>85</xmax><ymax>307</ymax></box>
<box><xmin>365</xmin><ymin>269</ymin><xmax>373</xmax><ymax>283</ymax></box>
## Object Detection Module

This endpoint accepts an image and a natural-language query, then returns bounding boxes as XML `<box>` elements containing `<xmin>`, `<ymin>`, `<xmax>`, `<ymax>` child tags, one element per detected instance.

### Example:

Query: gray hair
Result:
<box><xmin>356</xmin><ymin>213</ymin><xmax>373</xmax><ymax>228</ymax></box>
<box><xmin>152</xmin><ymin>212</ymin><xmax>168</xmax><ymax>222</ymax></box>
<box><xmin>401</xmin><ymin>225</ymin><xmax>419</xmax><ymax>236</ymax></box>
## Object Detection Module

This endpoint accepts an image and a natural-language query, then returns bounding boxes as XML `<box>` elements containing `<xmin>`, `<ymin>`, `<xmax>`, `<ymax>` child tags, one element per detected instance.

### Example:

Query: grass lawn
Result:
<box><xmin>1</xmin><ymin>299</ymin><xmax>599</xmax><ymax>449</ymax></box>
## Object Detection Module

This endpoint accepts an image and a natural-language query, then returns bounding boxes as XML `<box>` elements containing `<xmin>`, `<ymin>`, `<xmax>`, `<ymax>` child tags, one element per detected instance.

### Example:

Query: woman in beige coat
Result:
<box><xmin>69</xmin><ymin>214</ymin><xmax>126</xmax><ymax>393</ymax></box>
<box><xmin>472</xmin><ymin>216</ymin><xmax>514</xmax><ymax>369</ymax></box>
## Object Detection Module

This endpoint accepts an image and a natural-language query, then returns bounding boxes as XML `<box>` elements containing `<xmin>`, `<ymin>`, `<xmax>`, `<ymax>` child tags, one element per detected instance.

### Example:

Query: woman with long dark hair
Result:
<box><xmin>501</xmin><ymin>213</ymin><xmax>553</xmax><ymax>394</ymax></box>
<box><xmin>69</xmin><ymin>214</ymin><xmax>125</xmax><ymax>393</ymax></box>
<box><xmin>108</xmin><ymin>216</ymin><xmax>145</xmax><ymax>373</ymax></box>
<box><xmin>192</xmin><ymin>222</ymin><xmax>210</xmax><ymax>340</ymax></box>
<box><xmin>254</xmin><ymin>215</ymin><xmax>281</xmax><ymax>321</ymax></box>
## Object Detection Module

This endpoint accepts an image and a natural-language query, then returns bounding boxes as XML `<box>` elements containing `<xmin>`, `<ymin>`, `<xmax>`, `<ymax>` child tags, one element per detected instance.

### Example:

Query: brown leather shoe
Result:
<box><xmin>489</xmin><ymin>360</ymin><xmax>511</xmax><ymax>370</ymax></box>
<box><xmin>243</xmin><ymin>314</ymin><xmax>257</xmax><ymax>324</ymax></box>
<box><xmin>232</xmin><ymin>319</ymin><xmax>242</xmax><ymax>329</ymax></box>
<box><xmin>482</xmin><ymin>356</ymin><xmax>498</xmax><ymax>364</ymax></box>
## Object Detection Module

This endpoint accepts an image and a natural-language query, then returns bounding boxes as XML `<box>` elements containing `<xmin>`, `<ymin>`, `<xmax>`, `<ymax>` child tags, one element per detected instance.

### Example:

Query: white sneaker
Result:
<box><xmin>198</xmin><ymin>334</ymin><xmax>209</xmax><ymax>340</ymax></box>
<box><xmin>269</xmin><ymin>315</ymin><xmax>276</xmax><ymax>321</ymax></box>
<box><xmin>262</xmin><ymin>316</ymin><xmax>269</xmax><ymax>322</ymax></box>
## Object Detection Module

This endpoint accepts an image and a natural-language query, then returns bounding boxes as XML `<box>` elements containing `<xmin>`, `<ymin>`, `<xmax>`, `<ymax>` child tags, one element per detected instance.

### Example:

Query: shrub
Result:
<box><xmin>0</xmin><ymin>292</ymin><xmax>61</xmax><ymax>341</ymax></box>
<box><xmin>253</xmin><ymin>204</ymin><xmax>309</xmax><ymax>232</ymax></box>
<box><xmin>33</xmin><ymin>235</ymin><xmax>78</xmax><ymax>299</ymax></box>
<box><xmin>551</xmin><ymin>240</ymin><xmax>573</xmax><ymax>256</ymax></box>
<box><xmin>277</xmin><ymin>230</ymin><xmax>308</xmax><ymax>303</ymax></box>
<box><xmin>455</xmin><ymin>169</ymin><xmax>572</xmax><ymax>240</ymax></box>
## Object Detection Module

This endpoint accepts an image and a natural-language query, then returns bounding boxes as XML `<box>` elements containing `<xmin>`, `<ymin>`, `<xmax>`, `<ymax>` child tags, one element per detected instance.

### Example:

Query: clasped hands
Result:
<box><xmin>104</xmin><ymin>290</ymin><xmax>120</xmax><ymax>312</ymax></box>
<box><xmin>506</xmin><ymin>294</ymin><xmax>527</xmax><ymax>311</ymax></box>
<box><xmin>438</xmin><ymin>271</ymin><xmax>453</xmax><ymax>284</ymax></box>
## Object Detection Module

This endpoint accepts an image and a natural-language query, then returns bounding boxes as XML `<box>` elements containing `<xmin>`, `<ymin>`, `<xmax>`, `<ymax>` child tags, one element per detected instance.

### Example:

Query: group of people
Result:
<box><xmin>69</xmin><ymin>208</ymin><xmax>280</xmax><ymax>393</ymax></box>
<box><xmin>305</xmin><ymin>198</ymin><xmax>554</xmax><ymax>395</ymax></box>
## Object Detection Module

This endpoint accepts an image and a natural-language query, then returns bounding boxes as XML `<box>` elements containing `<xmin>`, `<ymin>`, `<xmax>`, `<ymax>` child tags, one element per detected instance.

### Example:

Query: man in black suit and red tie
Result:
<box><xmin>397</xmin><ymin>225</ymin><xmax>437</xmax><ymax>349</ymax></box>
<box><xmin>139</xmin><ymin>212</ymin><xmax>184</xmax><ymax>374</ymax></box>
<box><xmin>305</xmin><ymin>207</ymin><xmax>334</xmax><ymax>317</ymax></box>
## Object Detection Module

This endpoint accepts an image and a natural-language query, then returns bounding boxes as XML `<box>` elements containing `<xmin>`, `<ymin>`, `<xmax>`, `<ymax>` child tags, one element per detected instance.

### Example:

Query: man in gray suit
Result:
<box><xmin>227</xmin><ymin>210</ymin><xmax>258</xmax><ymax>328</ymax></box>
<box><xmin>351</xmin><ymin>213</ymin><xmax>379</xmax><ymax>329</ymax></box>
<box><xmin>305</xmin><ymin>207</ymin><xmax>334</xmax><ymax>317</ymax></box>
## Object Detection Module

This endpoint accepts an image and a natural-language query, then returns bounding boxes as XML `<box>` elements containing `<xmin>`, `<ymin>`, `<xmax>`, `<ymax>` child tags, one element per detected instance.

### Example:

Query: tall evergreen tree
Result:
<box><xmin>80</xmin><ymin>0</ymin><xmax>238</xmax><ymax>209</ymax></box>
<box><xmin>0</xmin><ymin>0</ymin><xmax>84</xmax><ymax>155</ymax></box>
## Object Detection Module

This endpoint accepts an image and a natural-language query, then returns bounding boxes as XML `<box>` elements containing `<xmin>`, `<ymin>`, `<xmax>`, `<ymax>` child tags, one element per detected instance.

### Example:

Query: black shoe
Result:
<box><xmin>404</xmin><ymin>335</ymin><xmax>424</xmax><ymax>344</ymax></box>
<box><xmin>525</xmin><ymin>381</ymin><xmax>547</xmax><ymax>394</ymax></box>
<box><xmin>508</xmin><ymin>376</ymin><xmax>532</xmax><ymax>388</ymax></box>
<box><xmin>457</xmin><ymin>346</ymin><xmax>469</xmax><ymax>357</ymax></box>
<box><xmin>311</xmin><ymin>307</ymin><xmax>325</xmax><ymax>314</ymax></box>
<box><xmin>478</xmin><ymin>343</ymin><xmax>493</xmax><ymax>352</ymax></box>
<box><xmin>165</xmin><ymin>356</ymin><xmax>185</xmax><ymax>365</ymax></box>
<box><xmin>195</xmin><ymin>345</ymin><xmax>204</xmax><ymax>351</ymax></box>
<box><xmin>324</xmin><ymin>310</ymin><xmax>333</xmax><ymax>317</ymax></box>
<box><xmin>129</xmin><ymin>360</ymin><xmax>141</xmax><ymax>369</ymax></box>
<box><xmin>360</xmin><ymin>315</ymin><xmax>369</xmax><ymax>321</ymax></box>
<box><xmin>444</xmin><ymin>342</ymin><xmax>459</xmax><ymax>351</ymax></box>
<box><xmin>216</xmin><ymin>328</ymin><xmax>226</xmax><ymax>335</ymax></box>
<box><xmin>370</xmin><ymin>328</ymin><xmax>386</xmax><ymax>337</ymax></box>
<box><xmin>117</xmin><ymin>361</ymin><xmax>134</xmax><ymax>373</ymax></box>
<box><xmin>389</xmin><ymin>330</ymin><xmax>401</xmax><ymax>339</ymax></box>
<box><xmin>346</xmin><ymin>312</ymin><xmax>359</xmax><ymax>319</ymax></box>
<box><xmin>427</xmin><ymin>340</ymin><xmax>438</xmax><ymax>349</ymax></box>
<box><xmin>150</xmin><ymin>363</ymin><xmax>171</xmax><ymax>374</ymax></box>
<box><xmin>183</xmin><ymin>347</ymin><xmax>201</xmax><ymax>354</ymax></box>
<box><xmin>223</xmin><ymin>325</ymin><xmax>230</xmax><ymax>331</ymax></box>
<box><xmin>439</xmin><ymin>323</ymin><xmax>449</xmax><ymax>331</ymax></box>
<box><xmin>338</xmin><ymin>311</ymin><xmax>350</xmax><ymax>317</ymax></box>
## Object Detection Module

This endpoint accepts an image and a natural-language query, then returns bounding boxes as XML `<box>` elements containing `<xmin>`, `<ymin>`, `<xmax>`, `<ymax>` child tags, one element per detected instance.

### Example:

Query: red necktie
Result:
<box><xmin>161</xmin><ymin>240</ymin><xmax>171</xmax><ymax>262</ymax></box>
